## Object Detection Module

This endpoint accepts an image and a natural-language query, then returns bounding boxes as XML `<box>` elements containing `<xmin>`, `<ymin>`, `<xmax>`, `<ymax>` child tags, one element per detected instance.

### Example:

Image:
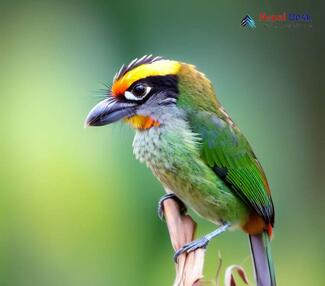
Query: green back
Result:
<box><xmin>177</xmin><ymin>64</ymin><xmax>274</xmax><ymax>225</ymax></box>
<box><xmin>188</xmin><ymin>111</ymin><xmax>274</xmax><ymax>225</ymax></box>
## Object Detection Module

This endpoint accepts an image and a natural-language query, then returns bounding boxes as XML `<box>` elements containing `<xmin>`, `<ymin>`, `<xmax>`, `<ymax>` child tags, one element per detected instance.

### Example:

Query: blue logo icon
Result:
<box><xmin>241</xmin><ymin>15</ymin><xmax>256</xmax><ymax>28</ymax></box>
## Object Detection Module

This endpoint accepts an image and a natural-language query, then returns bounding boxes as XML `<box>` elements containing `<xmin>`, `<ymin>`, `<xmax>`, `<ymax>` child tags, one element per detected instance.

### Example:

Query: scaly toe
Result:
<box><xmin>185</xmin><ymin>237</ymin><xmax>209</xmax><ymax>253</ymax></box>
<box><xmin>157</xmin><ymin>193</ymin><xmax>187</xmax><ymax>221</ymax></box>
<box><xmin>173</xmin><ymin>238</ymin><xmax>209</xmax><ymax>262</ymax></box>
<box><xmin>173</xmin><ymin>247</ymin><xmax>187</xmax><ymax>262</ymax></box>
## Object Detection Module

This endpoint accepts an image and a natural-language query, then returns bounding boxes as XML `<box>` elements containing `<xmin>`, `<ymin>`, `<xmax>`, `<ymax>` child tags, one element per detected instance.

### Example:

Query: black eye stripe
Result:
<box><xmin>128</xmin><ymin>75</ymin><xmax>178</xmax><ymax>93</ymax></box>
<box><xmin>124</xmin><ymin>75</ymin><xmax>179</xmax><ymax>103</ymax></box>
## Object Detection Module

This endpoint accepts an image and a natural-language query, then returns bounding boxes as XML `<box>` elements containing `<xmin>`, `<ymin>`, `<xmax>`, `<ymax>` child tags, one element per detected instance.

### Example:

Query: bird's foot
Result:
<box><xmin>173</xmin><ymin>223</ymin><xmax>231</xmax><ymax>263</ymax></box>
<box><xmin>157</xmin><ymin>193</ymin><xmax>187</xmax><ymax>220</ymax></box>
<box><xmin>173</xmin><ymin>237</ymin><xmax>209</xmax><ymax>262</ymax></box>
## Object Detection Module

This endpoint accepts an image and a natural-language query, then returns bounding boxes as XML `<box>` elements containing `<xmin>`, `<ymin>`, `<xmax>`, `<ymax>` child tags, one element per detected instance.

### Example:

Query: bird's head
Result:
<box><xmin>85</xmin><ymin>55</ymin><xmax>218</xmax><ymax>129</ymax></box>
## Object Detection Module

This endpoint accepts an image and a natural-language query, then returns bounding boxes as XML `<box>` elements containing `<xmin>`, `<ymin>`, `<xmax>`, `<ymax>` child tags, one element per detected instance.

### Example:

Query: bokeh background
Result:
<box><xmin>0</xmin><ymin>1</ymin><xmax>323</xmax><ymax>285</ymax></box>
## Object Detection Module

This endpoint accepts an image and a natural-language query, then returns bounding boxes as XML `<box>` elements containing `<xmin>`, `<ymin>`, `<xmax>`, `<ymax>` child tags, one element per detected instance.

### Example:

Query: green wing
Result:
<box><xmin>188</xmin><ymin>111</ymin><xmax>274</xmax><ymax>225</ymax></box>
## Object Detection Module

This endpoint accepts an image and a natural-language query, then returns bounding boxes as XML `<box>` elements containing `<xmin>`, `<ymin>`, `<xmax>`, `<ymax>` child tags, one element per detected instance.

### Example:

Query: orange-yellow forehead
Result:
<box><xmin>112</xmin><ymin>60</ymin><xmax>181</xmax><ymax>96</ymax></box>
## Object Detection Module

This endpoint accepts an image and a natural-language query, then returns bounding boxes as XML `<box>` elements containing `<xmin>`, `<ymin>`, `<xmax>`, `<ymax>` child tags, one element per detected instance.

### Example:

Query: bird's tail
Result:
<box><xmin>249</xmin><ymin>232</ymin><xmax>276</xmax><ymax>286</ymax></box>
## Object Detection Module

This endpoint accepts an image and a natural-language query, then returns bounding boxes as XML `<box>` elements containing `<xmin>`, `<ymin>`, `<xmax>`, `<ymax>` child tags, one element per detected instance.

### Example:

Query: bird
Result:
<box><xmin>85</xmin><ymin>55</ymin><xmax>276</xmax><ymax>286</ymax></box>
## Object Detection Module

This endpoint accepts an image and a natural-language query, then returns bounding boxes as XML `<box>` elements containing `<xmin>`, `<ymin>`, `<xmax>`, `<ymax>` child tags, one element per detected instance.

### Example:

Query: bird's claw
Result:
<box><xmin>173</xmin><ymin>224</ymin><xmax>231</xmax><ymax>263</ymax></box>
<box><xmin>158</xmin><ymin>193</ymin><xmax>187</xmax><ymax>221</ymax></box>
<box><xmin>173</xmin><ymin>237</ymin><xmax>209</xmax><ymax>262</ymax></box>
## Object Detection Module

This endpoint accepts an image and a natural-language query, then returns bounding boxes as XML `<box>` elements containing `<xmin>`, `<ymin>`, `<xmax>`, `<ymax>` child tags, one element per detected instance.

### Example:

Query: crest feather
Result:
<box><xmin>113</xmin><ymin>55</ymin><xmax>163</xmax><ymax>82</ymax></box>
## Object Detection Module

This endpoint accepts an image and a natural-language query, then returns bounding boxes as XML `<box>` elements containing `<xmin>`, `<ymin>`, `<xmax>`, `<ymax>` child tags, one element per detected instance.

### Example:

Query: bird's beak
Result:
<box><xmin>84</xmin><ymin>97</ymin><xmax>137</xmax><ymax>127</ymax></box>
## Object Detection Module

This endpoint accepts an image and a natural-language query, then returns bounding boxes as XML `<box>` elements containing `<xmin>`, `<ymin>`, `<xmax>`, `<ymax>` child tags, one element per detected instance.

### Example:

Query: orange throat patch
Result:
<box><xmin>125</xmin><ymin>115</ymin><xmax>160</xmax><ymax>130</ymax></box>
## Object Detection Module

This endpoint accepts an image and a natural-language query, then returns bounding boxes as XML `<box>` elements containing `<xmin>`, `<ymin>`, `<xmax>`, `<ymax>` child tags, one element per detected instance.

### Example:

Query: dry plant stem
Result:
<box><xmin>163</xmin><ymin>197</ymin><xmax>209</xmax><ymax>286</ymax></box>
<box><xmin>162</xmin><ymin>197</ymin><xmax>250</xmax><ymax>286</ymax></box>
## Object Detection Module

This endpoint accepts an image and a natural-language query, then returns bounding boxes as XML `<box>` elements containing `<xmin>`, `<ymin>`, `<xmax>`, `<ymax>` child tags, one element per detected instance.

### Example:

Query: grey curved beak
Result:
<box><xmin>84</xmin><ymin>98</ymin><xmax>137</xmax><ymax>127</ymax></box>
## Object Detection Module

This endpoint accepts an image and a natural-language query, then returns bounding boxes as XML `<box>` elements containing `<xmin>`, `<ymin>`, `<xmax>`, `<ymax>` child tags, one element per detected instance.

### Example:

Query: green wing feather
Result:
<box><xmin>188</xmin><ymin>110</ymin><xmax>274</xmax><ymax>225</ymax></box>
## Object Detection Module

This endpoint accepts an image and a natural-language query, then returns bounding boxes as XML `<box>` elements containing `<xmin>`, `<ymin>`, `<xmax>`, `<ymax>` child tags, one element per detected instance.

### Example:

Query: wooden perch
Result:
<box><xmin>161</xmin><ymin>192</ymin><xmax>250</xmax><ymax>286</ymax></box>
<box><xmin>162</xmin><ymin>195</ymin><xmax>207</xmax><ymax>286</ymax></box>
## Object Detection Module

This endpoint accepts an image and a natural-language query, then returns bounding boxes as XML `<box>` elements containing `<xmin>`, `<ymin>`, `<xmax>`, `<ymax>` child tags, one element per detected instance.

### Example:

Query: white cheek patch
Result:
<box><xmin>124</xmin><ymin>87</ymin><xmax>151</xmax><ymax>101</ymax></box>
<box><xmin>124</xmin><ymin>91</ymin><xmax>141</xmax><ymax>101</ymax></box>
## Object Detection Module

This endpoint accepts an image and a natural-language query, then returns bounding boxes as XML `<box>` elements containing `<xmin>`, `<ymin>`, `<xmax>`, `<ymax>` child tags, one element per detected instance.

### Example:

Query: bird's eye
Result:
<box><xmin>124</xmin><ymin>84</ymin><xmax>151</xmax><ymax>101</ymax></box>
<box><xmin>133</xmin><ymin>84</ymin><xmax>147</xmax><ymax>97</ymax></box>
<box><xmin>132</xmin><ymin>84</ymin><xmax>152</xmax><ymax>98</ymax></box>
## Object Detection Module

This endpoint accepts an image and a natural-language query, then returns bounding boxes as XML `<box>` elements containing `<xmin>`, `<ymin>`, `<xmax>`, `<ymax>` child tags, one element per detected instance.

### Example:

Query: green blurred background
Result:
<box><xmin>0</xmin><ymin>0</ymin><xmax>323</xmax><ymax>285</ymax></box>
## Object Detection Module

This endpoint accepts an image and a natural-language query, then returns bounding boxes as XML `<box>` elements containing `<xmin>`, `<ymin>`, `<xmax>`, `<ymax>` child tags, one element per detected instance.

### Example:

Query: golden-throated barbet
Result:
<box><xmin>85</xmin><ymin>55</ymin><xmax>276</xmax><ymax>286</ymax></box>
